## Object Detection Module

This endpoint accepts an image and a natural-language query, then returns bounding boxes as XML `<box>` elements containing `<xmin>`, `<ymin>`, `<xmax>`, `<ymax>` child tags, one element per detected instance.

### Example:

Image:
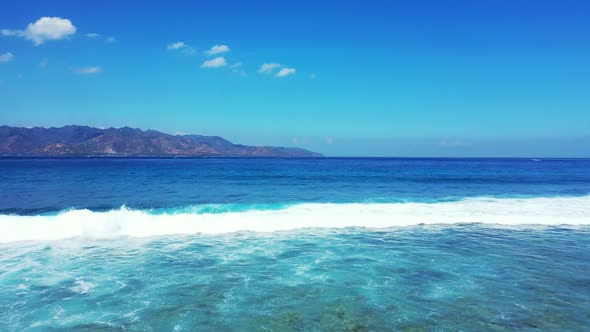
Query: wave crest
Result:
<box><xmin>1</xmin><ymin>196</ymin><xmax>589</xmax><ymax>243</ymax></box>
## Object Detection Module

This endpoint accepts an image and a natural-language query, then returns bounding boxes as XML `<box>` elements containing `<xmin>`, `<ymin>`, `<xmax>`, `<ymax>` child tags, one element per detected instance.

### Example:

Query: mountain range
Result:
<box><xmin>0</xmin><ymin>126</ymin><xmax>322</xmax><ymax>157</ymax></box>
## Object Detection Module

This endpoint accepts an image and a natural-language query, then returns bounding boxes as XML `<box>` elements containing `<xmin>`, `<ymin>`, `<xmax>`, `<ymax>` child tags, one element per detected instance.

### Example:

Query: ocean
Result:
<box><xmin>0</xmin><ymin>157</ymin><xmax>589</xmax><ymax>330</ymax></box>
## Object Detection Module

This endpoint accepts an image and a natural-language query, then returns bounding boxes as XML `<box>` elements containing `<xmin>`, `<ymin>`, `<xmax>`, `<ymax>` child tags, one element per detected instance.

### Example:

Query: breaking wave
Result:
<box><xmin>0</xmin><ymin>196</ymin><xmax>589</xmax><ymax>243</ymax></box>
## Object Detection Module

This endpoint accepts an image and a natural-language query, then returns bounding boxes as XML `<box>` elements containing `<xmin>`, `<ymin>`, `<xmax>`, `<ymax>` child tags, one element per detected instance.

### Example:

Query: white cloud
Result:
<box><xmin>258</xmin><ymin>63</ymin><xmax>281</xmax><ymax>74</ymax></box>
<box><xmin>259</xmin><ymin>63</ymin><xmax>296</xmax><ymax>77</ymax></box>
<box><xmin>309</xmin><ymin>73</ymin><xmax>317</xmax><ymax>80</ymax></box>
<box><xmin>75</xmin><ymin>66</ymin><xmax>101</xmax><ymax>74</ymax></box>
<box><xmin>2</xmin><ymin>17</ymin><xmax>76</xmax><ymax>45</ymax></box>
<box><xmin>201</xmin><ymin>57</ymin><xmax>227</xmax><ymax>68</ymax></box>
<box><xmin>40</xmin><ymin>58</ymin><xmax>48</xmax><ymax>68</ymax></box>
<box><xmin>167</xmin><ymin>41</ymin><xmax>194</xmax><ymax>54</ymax></box>
<box><xmin>230</xmin><ymin>61</ymin><xmax>243</xmax><ymax>68</ymax></box>
<box><xmin>0</xmin><ymin>52</ymin><xmax>14</xmax><ymax>63</ymax></box>
<box><xmin>85</xmin><ymin>33</ymin><xmax>115</xmax><ymax>43</ymax></box>
<box><xmin>167</xmin><ymin>41</ymin><xmax>186</xmax><ymax>50</ymax></box>
<box><xmin>275</xmin><ymin>67</ymin><xmax>296</xmax><ymax>77</ymax></box>
<box><xmin>206</xmin><ymin>44</ymin><xmax>230</xmax><ymax>56</ymax></box>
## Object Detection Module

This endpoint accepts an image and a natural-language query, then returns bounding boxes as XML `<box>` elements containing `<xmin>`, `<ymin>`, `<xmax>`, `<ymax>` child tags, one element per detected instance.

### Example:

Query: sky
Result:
<box><xmin>0</xmin><ymin>0</ymin><xmax>589</xmax><ymax>157</ymax></box>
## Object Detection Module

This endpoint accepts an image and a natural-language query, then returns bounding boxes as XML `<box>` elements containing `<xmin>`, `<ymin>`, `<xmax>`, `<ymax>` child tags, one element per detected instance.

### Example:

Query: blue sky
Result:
<box><xmin>1</xmin><ymin>0</ymin><xmax>589</xmax><ymax>157</ymax></box>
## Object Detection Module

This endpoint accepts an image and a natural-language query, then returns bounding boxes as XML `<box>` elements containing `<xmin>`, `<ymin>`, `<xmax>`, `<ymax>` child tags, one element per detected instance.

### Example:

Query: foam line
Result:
<box><xmin>0</xmin><ymin>196</ymin><xmax>589</xmax><ymax>243</ymax></box>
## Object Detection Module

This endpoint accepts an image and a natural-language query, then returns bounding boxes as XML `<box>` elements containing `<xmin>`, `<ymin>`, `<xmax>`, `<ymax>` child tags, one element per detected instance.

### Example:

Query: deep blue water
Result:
<box><xmin>0</xmin><ymin>158</ymin><xmax>589</xmax><ymax>331</ymax></box>
<box><xmin>1</xmin><ymin>157</ymin><xmax>589</xmax><ymax>214</ymax></box>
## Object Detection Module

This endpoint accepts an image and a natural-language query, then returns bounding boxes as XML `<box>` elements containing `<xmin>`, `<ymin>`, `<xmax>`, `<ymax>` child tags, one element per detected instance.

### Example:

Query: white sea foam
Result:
<box><xmin>71</xmin><ymin>279</ymin><xmax>95</xmax><ymax>294</ymax></box>
<box><xmin>0</xmin><ymin>196</ymin><xmax>589</xmax><ymax>243</ymax></box>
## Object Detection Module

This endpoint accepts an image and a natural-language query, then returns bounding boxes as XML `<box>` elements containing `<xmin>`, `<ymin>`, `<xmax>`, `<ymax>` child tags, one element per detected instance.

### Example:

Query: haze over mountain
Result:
<box><xmin>0</xmin><ymin>126</ymin><xmax>322</xmax><ymax>157</ymax></box>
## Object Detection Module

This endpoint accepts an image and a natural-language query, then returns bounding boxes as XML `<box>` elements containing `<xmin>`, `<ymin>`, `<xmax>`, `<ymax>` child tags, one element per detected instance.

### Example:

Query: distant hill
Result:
<box><xmin>0</xmin><ymin>126</ymin><xmax>323</xmax><ymax>157</ymax></box>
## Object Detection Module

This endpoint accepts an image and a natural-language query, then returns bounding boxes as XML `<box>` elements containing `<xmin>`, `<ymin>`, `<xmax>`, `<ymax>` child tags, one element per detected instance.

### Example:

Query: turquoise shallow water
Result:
<box><xmin>1</xmin><ymin>158</ymin><xmax>590</xmax><ymax>330</ymax></box>
<box><xmin>1</xmin><ymin>226</ymin><xmax>590</xmax><ymax>331</ymax></box>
